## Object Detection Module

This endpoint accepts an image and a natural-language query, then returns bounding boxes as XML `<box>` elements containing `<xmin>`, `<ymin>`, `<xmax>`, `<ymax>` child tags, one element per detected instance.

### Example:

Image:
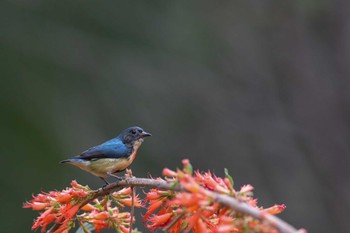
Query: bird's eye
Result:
<box><xmin>131</xmin><ymin>129</ymin><xmax>136</xmax><ymax>134</ymax></box>
<box><xmin>138</xmin><ymin>129</ymin><xmax>142</xmax><ymax>133</ymax></box>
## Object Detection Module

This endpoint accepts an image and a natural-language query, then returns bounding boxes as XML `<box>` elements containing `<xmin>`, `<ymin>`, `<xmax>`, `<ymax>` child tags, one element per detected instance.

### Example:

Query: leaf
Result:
<box><xmin>224</xmin><ymin>168</ymin><xmax>234</xmax><ymax>186</ymax></box>
<box><xmin>170</xmin><ymin>180</ymin><xmax>179</xmax><ymax>189</ymax></box>
<box><xmin>184</xmin><ymin>163</ymin><xmax>193</xmax><ymax>176</ymax></box>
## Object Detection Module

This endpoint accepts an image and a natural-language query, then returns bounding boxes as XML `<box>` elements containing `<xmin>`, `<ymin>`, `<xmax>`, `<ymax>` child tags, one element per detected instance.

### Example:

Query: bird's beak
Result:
<box><xmin>141</xmin><ymin>131</ymin><xmax>152</xmax><ymax>137</ymax></box>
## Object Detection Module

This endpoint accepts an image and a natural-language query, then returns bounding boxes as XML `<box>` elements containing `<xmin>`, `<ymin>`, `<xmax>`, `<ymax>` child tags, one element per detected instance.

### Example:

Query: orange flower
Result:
<box><xmin>207</xmin><ymin>175</ymin><xmax>229</xmax><ymax>194</ymax></box>
<box><xmin>182</xmin><ymin>159</ymin><xmax>193</xmax><ymax>175</ymax></box>
<box><xmin>147</xmin><ymin>212</ymin><xmax>173</xmax><ymax>229</ymax></box>
<box><xmin>247</xmin><ymin>198</ymin><xmax>258</xmax><ymax>207</ymax></box>
<box><xmin>239</xmin><ymin>184</ymin><xmax>254</xmax><ymax>193</ymax></box>
<box><xmin>187</xmin><ymin>212</ymin><xmax>201</xmax><ymax>230</ymax></box>
<box><xmin>182</xmin><ymin>159</ymin><xmax>190</xmax><ymax>165</ymax></box>
<box><xmin>56</xmin><ymin>193</ymin><xmax>73</xmax><ymax>203</ymax></box>
<box><xmin>114</xmin><ymin>187</ymin><xmax>132</xmax><ymax>195</ymax></box>
<box><xmin>25</xmin><ymin>163</ymin><xmax>291</xmax><ymax>233</ymax></box>
<box><xmin>31</xmin><ymin>206</ymin><xmax>56</xmax><ymax>231</ymax></box>
<box><xmin>146</xmin><ymin>189</ymin><xmax>161</xmax><ymax>200</ymax></box>
<box><xmin>23</xmin><ymin>201</ymin><xmax>49</xmax><ymax>211</ymax></box>
<box><xmin>118</xmin><ymin>196</ymin><xmax>142</xmax><ymax>207</ymax></box>
<box><xmin>193</xmin><ymin>218</ymin><xmax>209</xmax><ymax>233</ymax></box>
<box><xmin>223</xmin><ymin>178</ymin><xmax>235</xmax><ymax>194</ymax></box>
<box><xmin>81</xmin><ymin>203</ymin><xmax>96</xmax><ymax>211</ymax></box>
<box><xmin>180</xmin><ymin>174</ymin><xmax>202</xmax><ymax>193</ymax></box>
<box><xmin>70</xmin><ymin>180</ymin><xmax>88</xmax><ymax>190</ymax></box>
<box><xmin>263</xmin><ymin>204</ymin><xmax>286</xmax><ymax>215</ymax></box>
<box><xmin>144</xmin><ymin>159</ymin><xmax>289</xmax><ymax>233</ymax></box>
<box><xmin>59</xmin><ymin>204</ymin><xmax>80</xmax><ymax>222</ymax></box>
<box><xmin>214</xmin><ymin>215</ymin><xmax>239</xmax><ymax>233</ymax></box>
<box><xmin>143</xmin><ymin>198</ymin><xmax>166</xmax><ymax>220</ymax></box>
<box><xmin>54</xmin><ymin>223</ymin><xmax>70</xmax><ymax>233</ymax></box>
<box><xmin>92</xmin><ymin>211</ymin><xmax>110</xmax><ymax>220</ymax></box>
<box><xmin>120</xmin><ymin>225</ymin><xmax>131</xmax><ymax>233</ymax></box>
<box><xmin>89</xmin><ymin>219</ymin><xmax>109</xmax><ymax>233</ymax></box>
<box><xmin>169</xmin><ymin>192</ymin><xmax>206</xmax><ymax>211</ymax></box>
<box><xmin>168</xmin><ymin>213</ymin><xmax>182</xmax><ymax>233</ymax></box>
<box><xmin>163</xmin><ymin>168</ymin><xmax>178</xmax><ymax>177</ymax></box>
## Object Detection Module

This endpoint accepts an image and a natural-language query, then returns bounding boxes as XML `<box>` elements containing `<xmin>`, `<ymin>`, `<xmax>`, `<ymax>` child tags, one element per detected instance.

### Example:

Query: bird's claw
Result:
<box><xmin>107</xmin><ymin>172</ymin><xmax>123</xmax><ymax>181</ymax></box>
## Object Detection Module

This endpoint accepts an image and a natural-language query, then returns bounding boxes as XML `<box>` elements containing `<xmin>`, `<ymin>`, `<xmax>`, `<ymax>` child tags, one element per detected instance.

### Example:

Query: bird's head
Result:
<box><xmin>120</xmin><ymin>126</ymin><xmax>152</xmax><ymax>147</ymax></box>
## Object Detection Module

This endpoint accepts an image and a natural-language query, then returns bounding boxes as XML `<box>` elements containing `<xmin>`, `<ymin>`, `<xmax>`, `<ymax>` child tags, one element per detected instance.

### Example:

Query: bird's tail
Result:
<box><xmin>60</xmin><ymin>158</ymin><xmax>85</xmax><ymax>164</ymax></box>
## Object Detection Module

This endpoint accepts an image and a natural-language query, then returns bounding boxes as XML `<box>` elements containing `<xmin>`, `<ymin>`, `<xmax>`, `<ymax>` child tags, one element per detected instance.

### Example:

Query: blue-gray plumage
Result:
<box><xmin>60</xmin><ymin>126</ymin><xmax>151</xmax><ymax>184</ymax></box>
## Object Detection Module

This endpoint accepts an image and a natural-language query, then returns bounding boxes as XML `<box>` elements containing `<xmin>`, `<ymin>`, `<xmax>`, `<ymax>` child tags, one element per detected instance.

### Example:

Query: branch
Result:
<box><xmin>48</xmin><ymin>177</ymin><xmax>302</xmax><ymax>233</ymax></box>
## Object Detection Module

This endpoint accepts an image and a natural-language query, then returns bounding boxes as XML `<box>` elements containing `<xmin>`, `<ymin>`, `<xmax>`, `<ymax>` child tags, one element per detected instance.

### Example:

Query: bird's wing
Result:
<box><xmin>77</xmin><ymin>140</ymin><xmax>129</xmax><ymax>160</ymax></box>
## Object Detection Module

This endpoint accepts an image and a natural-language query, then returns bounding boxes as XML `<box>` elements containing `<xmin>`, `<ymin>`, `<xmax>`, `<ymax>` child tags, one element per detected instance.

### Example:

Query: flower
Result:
<box><xmin>23</xmin><ymin>201</ymin><xmax>49</xmax><ymax>211</ymax></box>
<box><xmin>25</xmin><ymin>161</ymin><xmax>291</xmax><ymax>233</ymax></box>
<box><xmin>118</xmin><ymin>196</ymin><xmax>142</xmax><ymax>207</ymax></box>
<box><xmin>143</xmin><ymin>188</ymin><xmax>173</xmax><ymax>220</ymax></box>
<box><xmin>263</xmin><ymin>204</ymin><xmax>286</xmax><ymax>215</ymax></box>
<box><xmin>24</xmin><ymin>180</ymin><xmax>140</xmax><ymax>233</ymax></box>
<box><xmin>31</xmin><ymin>206</ymin><xmax>56</xmax><ymax>232</ymax></box>
<box><xmin>239</xmin><ymin>184</ymin><xmax>254</xmax><ymax>193</ymax></box>
<box><xmin>146</xmin><ymin>212</ymin><xmax>173</xmax><ymax>229</ymax></box>
<box><xmin>163</xmin><ymin>168</ymin><xmax>178</xmax><ymax>177</ymax></box>
<box><xmin>194</xmin><ymin>171</ymin><xmax>230</xmax><ymax>194</ymax></box>
<box><xmin>144</xmin><ymin>159</ymin><xmax>288</xmax><ymax>233</ymax></box>
<box><xmin>111</xmin><ymin>188</ymin><xmax>143</xmax><ymax>207</ymax></box>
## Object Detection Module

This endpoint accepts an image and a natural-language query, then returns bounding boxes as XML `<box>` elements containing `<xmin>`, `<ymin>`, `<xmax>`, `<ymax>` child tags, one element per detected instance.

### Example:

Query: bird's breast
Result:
<box><xmin>127</xmin><ymin>149</ymin><xmax>138</xmax><ymax>162</ymax></box>
<box><xmin>80</xmin><ymin>139</ymin><xmax>142</xmax><ymax>177</ymax></box>
<box><xmin>107</xmin><ymin>149</ymin><xmax>138</xmax><ymax>173</ymax></box>
<box><xmin>88</xmin><ymin>153</ymin><xmax>137</xmax><ymax>177</ymax></box>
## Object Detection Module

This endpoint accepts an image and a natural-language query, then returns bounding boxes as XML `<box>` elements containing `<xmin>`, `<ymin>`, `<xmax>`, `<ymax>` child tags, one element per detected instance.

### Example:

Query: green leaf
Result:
<box><xmin>184</xmin><ymin>163</ymin><xmax>193</xmax><ymax>176</ymax></box>
<box><xmin>170</xmin><ymin>180</ymin><xmax>179</xmax><ymax>189</ymax></box>
<box><xmin>224</xmin><ymin>168</ymin><xmax>234</xmax><ymax>186</ymax></box>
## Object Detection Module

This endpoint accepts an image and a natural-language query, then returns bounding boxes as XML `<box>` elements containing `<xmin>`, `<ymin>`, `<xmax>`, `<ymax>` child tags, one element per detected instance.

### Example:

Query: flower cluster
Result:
<box><xmin>143</xmin><ymin>159</ymin><xmax>286</xmax><ymax>233</ymax></box>
<box><xmin>24</xmin><ymin>160</ymin><xmax>293</xmax><ymax>232</ymax></box>
<box><xmin>23</xmin><ymin>181</ymin><xmax>141</xmax><ymax>233</ymax></box>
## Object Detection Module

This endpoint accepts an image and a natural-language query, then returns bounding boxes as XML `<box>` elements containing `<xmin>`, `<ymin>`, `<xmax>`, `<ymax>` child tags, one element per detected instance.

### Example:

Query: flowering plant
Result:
<box><xmin>24</xmin><ymin>160</ymin><xmax>304</xmax><ymax>233</ymax></box>
<box><xmin>24</xmin><ymin>180</ymin><xmax>140</xmax><ymax>233</ymax></box>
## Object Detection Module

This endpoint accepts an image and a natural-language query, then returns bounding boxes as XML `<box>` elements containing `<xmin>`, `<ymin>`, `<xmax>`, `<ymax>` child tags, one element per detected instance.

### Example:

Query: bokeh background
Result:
<box><xmin>1</xmin><ymin>0</ymin><xmax>350</xmax><ymax>232</ymax></box>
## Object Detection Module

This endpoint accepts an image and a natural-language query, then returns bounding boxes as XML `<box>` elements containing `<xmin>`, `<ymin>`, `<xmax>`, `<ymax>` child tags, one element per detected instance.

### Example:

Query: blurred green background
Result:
<box><xmin>1</xmin><ymin>0</ymin><xmax>350</xmax><ymax>232</ymax></box>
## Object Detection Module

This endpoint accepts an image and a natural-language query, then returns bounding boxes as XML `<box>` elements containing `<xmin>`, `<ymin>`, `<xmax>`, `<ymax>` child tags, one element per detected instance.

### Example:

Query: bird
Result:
<box><xmin>60</xmin><ymin>126</ymin><xmax>151</xmax><ymax>184</ymax></box>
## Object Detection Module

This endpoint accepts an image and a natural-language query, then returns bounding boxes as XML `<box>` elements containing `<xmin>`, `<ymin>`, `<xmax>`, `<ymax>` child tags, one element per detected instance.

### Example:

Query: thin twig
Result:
<box><xmin>163</xmin><ymin>211</ymin><xmax>185</xmax><ymax>232</ymax></box>
<box><xmin>48</xmin><ymin>177</ymin><xmax>302</xmax><ymax>233</ymax></box>
<box><xmin>129</xmin><ymin>187</ymin><xmax>135</xmax><ymax>233</ymax></box>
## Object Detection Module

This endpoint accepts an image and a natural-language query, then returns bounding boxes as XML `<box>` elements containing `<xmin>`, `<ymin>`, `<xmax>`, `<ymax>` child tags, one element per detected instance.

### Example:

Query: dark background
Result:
<box><xmin>1</xmin><ymin>1</ymin><xmax>350</xmax><ymax>232</ymax></box>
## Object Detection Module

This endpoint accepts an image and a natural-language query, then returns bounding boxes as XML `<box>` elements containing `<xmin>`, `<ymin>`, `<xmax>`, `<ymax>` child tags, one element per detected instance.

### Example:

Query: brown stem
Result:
<box><xmin>163</xmin><ymin>211</ymin><xmax>185</xmax><ymax>232</ymax></box>
<box><xmin>129</xmin><ymin>187</ymin><xmax>135</xmax><ymax>233</ymax></box>
<box><xmin>48</xmin><ymin>177</ymin><xmax>303</xmax><ymax>233</ymax></box>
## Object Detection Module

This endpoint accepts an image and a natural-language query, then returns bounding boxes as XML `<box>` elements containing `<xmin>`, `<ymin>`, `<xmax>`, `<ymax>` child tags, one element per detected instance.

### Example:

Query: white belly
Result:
<box><xmin>76</xmin><ymin>151</ymin><xmax>138</xmax><ymax>177</ymax></box>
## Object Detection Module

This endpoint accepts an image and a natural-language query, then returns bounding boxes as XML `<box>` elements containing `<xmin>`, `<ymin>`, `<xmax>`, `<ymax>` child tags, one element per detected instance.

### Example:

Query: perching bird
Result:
<box><xmin>60</xmin><ymin>126</ymin><xmax>151</xmax><ymax>184</ymax></box>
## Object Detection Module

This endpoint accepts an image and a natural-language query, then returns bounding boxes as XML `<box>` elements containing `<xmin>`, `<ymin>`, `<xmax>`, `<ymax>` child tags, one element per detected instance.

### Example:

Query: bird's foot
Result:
<box><xmin>101</xmin><ymin>183</ymin><xmax>109</xmax><ymax>189</ymax></box>
<box><xmin>125</xmin><ymin>168</ymin><xmax>134</xmax><ymax>178</ymax></box>
<box><xmin>99</xmin><ymin>177</ymin><xmax>110</xmax><ymax>189</ymax></box>
<box><xmin>107</xmin><ymin>172</ymin><xmax>123</xmax><ymax>181</ymax></box>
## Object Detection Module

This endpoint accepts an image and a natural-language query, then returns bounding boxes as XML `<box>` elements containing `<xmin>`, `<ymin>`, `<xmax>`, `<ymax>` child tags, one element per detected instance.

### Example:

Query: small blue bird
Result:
<box><xmin>60</xmin><ymin>126</ymin><xmax>151</xmax><ymax>184</ymax></box>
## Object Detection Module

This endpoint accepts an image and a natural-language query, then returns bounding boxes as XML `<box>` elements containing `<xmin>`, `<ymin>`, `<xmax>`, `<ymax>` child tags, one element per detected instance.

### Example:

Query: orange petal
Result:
<box><xmin>147</xmin><ymin>212</ymin><xmax>173</xmax><ymax>229</ymax></box>
<box><xmin>264</xmin><ymin>204</ymin><xmax>286</xmax><ymax>215</ymax></box>
<box><xmin>92</xmin><ymin>211</ymin><xmax>110</xmax><ymax>220</ymax></box>
<box><xmin>162</xmin><ymin>168</ymin><xmax>178</xmax><ymax>177</ymax></box>
<box><xmin>81</xmin><ymin>203</ymin><xmax>96</xmax><ymax>211</ymax></box>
